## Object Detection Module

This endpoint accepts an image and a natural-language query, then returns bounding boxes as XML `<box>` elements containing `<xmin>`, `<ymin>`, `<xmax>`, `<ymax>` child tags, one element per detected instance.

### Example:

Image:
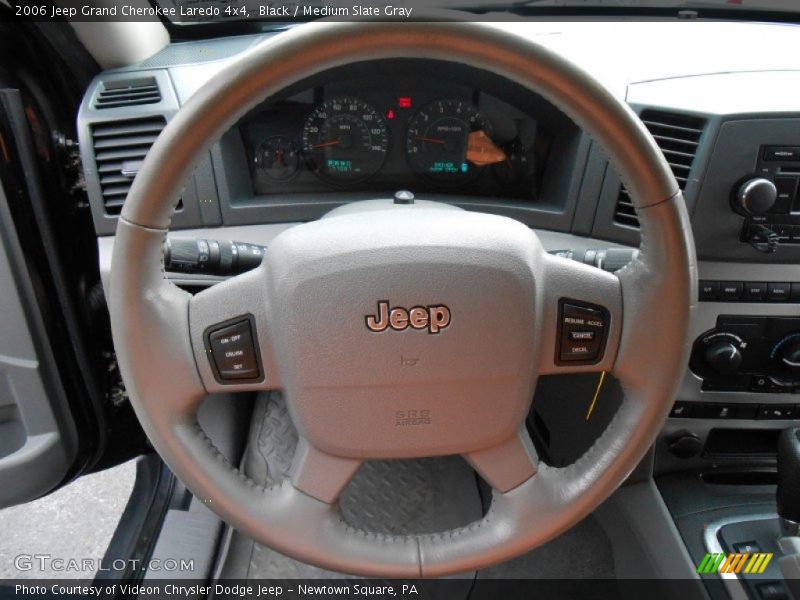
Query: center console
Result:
<box><xmin>648</xmin><ymin>103</ymin><xmax>800</xmax><ymax>598</ymax></box>
<box><xmin>657</xmin><ymin>115</ymin><xmax>800</xmax><ymax>474</ymax></box>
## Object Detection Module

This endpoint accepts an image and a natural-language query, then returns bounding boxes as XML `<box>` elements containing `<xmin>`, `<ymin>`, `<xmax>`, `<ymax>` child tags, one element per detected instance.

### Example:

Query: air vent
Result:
<box><xmin>614</xmin><ymin>111</ymin><xmax>706</xmax><ymax>228</ymax></box>
<box><xmin>94</xmin><ymin>77</ymin><xmax>161</xmax><ymax>109</ymax></box>
<box><xmin>90</xmin><ymin>117</ymin><xmax>166</xmax><ymax>215</ymax></box>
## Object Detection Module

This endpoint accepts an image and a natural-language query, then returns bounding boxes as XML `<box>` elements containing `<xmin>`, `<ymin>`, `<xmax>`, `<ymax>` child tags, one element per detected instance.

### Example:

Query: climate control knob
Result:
<box><xmin>704</xmin><ymin>341</ymin><xmax>743</xmax><ymax>375</ymax></box>
<box><xmin>735</xmin><ymin>178</ymin><xmax>777</xmax><ymax>215</ymax></box>
<box><xmin>778</xmin><ymin>343</ymin><xmax>800</xmax><ymax>373</ymax></box>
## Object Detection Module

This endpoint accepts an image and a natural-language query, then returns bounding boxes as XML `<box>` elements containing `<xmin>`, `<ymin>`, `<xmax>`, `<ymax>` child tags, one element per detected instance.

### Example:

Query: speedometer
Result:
<box><xmin>301</xmin><ymin>96</ymin><xmax>389</xmax><ymax>185</ymax></box>
<box><xmin>405</xmin><ymin>98</ymin><xmax>490</xmax><ymax>186</ymax></box>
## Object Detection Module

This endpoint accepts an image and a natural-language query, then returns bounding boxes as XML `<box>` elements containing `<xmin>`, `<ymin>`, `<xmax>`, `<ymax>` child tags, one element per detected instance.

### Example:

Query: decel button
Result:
<box><xmin>208</xmin><ymin>318</ymin><xmax>260</xmax><ymax>381</ymax></box>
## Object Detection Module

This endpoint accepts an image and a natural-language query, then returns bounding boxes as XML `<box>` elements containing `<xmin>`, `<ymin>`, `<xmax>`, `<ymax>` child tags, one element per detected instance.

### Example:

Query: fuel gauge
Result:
<box><xmin>493</xmin><ymin>139</ymin><xmax>536</xmax><ymax>189</ymax></box>
<box><xmin>255</xmin><ymin>135</ymin><xmax>300</xmax><ymax>182</ymax></box>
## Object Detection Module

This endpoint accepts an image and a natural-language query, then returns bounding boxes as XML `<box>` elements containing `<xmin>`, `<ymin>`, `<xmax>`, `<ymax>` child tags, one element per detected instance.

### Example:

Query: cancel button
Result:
<box><xmin>569</xmin><ymin>330</ymin><xmax>596</xmax><ymax>342</ymax></box>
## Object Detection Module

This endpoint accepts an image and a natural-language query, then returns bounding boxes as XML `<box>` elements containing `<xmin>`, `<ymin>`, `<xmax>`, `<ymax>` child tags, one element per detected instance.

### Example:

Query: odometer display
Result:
<box><xmin>405</xmin><ymin>99</ymin><xmax>489</xmax><ymax>186</ymax></box>
<box><xmin>301</xmin><ymin>97</ymin><xmax>389</xmax><ymax>185</ymax></box>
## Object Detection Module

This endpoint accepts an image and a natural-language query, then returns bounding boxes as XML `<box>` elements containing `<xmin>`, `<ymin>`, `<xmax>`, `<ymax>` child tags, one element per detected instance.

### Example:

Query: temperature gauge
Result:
<box><xmin>255</xmin><ymin>135</ymin><xmax>300</xmax><ymax>182</ymax></box>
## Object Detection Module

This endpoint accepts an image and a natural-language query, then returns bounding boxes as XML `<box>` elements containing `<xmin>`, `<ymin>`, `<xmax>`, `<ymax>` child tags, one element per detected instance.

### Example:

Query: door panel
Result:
<box><xmin>0</xmin><ymin>26</ymin><xmax>147</xmax><ymax>509</ymax></box>
<box><xmin>0</xmin><ymin>177</ymin><xmax>78</xmax><ymax>507</ymax></box>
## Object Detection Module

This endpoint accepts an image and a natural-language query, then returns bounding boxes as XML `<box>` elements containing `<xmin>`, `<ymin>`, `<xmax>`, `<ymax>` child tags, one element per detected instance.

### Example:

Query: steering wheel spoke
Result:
<box><xmin>537</xmin><ymin>251</ymin><xmax>623</xmax><ymax>376</ymax></box>
<box><xmin>289</xmin><ymin>438</ymin><xmax>363</xmax><ymax>504</ymax></box>
<box><xmin>188</xmin><ymin>265</ymin><xmax>279</xmax><ymax>393</ymax></box>
<box><xmin>464</xmin><ymin>426</ymin><xmax>539</xmax><ymax>492</ymax></box>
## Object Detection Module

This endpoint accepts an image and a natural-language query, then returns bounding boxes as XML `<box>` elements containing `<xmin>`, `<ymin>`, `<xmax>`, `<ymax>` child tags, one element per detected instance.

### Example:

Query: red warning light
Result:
<box><xmin>398</xmin><ymin>97</ymin><xmax>412</xmax><ymax>108</ymax></box>
<box><xmin>386</xmin><ymin>109</ymin><xmax>396</xmax><ymax>120</ymax></box>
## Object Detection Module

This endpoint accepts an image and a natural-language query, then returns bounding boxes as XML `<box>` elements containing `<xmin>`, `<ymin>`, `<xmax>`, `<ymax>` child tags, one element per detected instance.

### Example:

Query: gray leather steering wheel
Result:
<box><xmin>109</xmin><ymin>22</ymin><xmax>696</xmax><ymax>577</ymax></box>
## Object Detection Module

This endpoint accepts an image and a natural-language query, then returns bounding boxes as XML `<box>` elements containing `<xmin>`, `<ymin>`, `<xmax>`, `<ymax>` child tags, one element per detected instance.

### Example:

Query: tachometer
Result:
<box><xmin>301</xmin><ymin>96</ymin><xmax>389</xmax><ymax>185</ymax></box>
<box><xmin>405</xmin><ymin>98</ymin><xmax>491</xmax><ymax>186</ymax></box>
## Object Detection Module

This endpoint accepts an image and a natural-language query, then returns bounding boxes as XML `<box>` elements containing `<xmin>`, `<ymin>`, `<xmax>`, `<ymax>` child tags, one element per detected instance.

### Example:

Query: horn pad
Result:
<box><xmin>265</xmin><ymin>201</ymin><xmax>541</xmax><ymax>459</ymax></box>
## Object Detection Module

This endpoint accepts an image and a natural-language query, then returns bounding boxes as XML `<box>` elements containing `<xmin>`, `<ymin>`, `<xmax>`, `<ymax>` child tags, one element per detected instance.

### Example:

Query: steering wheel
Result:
<box><xmin>109</xmin><ymin>21</ymin><xmax>696</xmax><ymax>577</ymax></box>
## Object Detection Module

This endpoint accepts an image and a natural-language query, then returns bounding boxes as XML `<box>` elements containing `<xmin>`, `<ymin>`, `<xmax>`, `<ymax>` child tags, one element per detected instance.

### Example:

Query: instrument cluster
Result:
<box><xmin>241</xmin><ymin>77</ymin><xmax>544</xmax><ymax>200</ymax></box>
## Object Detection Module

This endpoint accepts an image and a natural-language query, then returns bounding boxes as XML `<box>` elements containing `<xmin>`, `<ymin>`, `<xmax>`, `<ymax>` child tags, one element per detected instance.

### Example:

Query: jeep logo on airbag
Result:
<box><xmin>365</xmin><ymin>301</ymin><xmax>451</xmax><ymax>334</ymax></box>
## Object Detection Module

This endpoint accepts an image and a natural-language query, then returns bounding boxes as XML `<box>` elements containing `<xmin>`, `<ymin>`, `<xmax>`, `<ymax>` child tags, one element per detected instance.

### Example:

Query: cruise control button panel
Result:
<box><xmin>205</xmin><ymin>315</ymin><xmax>262</xmax><ymax>383</ymax></box>
<box><xmin>557</xmin><ymin>300</ymin><xmax>609</xmax><ymax>364</ymax></box>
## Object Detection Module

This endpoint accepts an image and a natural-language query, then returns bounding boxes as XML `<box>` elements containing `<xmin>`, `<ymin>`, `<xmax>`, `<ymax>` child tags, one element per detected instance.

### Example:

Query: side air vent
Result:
<box><xmin>613</xmin><ymin>111</ymin><xmax>706</xmax><ymax>228</ymax></box>
<box><xmin>94</xmin><ymin>77</ymin><xmax>161</xmax><ymax>109</ymax></box>
<box><xmin>90</xmin><ymin>117</ymin><xmax>166</xmax><ymax>215</ymax></box>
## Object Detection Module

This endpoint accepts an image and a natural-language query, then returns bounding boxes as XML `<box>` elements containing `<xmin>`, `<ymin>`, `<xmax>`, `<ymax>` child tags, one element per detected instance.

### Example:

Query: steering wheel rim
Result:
<box><xmin>109</xmin><ymin>21</ymin><xmax>696</xmax><ymax>577</ymax></box>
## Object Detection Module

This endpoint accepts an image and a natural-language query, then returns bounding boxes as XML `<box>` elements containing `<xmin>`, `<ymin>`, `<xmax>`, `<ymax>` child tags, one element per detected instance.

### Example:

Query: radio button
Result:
<box><xmin>743</xmin><ymin>282</ymin><xmax>767</xmax><ymax>301</ymax></box>
<box><xmin>768</xmin><ymin>282</ymin><xmax>791</xmax><ymax>302</ymax></box>
<box><xmin>719</xmin><ymin>281</ymin><xmax>743</xmax><ymax>301</ymax></box>
<box><xmin>699</xmin><ymin>280</ymin><xmax>720</xmax><ymax>301</ymax></box>
<box><xmin>770</xmin><ymin>177</ymin><xmax>798</xmax><ymax>213</ymax></box>
<box><xmin>764</xmin><ymin>146</ymin><xmax>800</xmax><ymax>162</ymax></box>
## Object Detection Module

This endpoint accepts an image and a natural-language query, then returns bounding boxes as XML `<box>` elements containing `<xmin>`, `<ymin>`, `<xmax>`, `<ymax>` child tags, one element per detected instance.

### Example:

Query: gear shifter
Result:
<box><xmin>777</xmin><ymin>428</ymin><xmax>800</xmax><ymax>537</ymax></box>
